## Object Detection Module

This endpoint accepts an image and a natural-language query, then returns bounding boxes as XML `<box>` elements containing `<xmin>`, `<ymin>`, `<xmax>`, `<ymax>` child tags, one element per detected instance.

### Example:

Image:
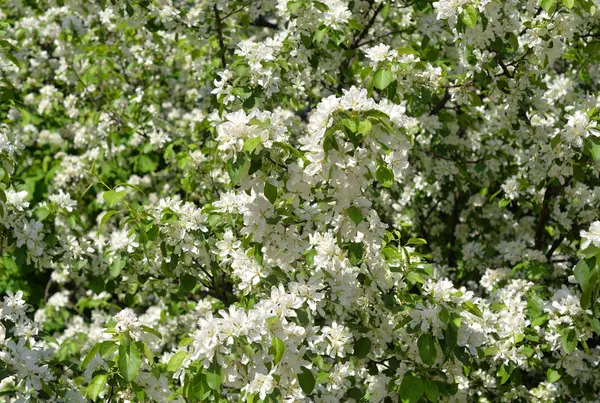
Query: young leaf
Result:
<box><xmin>271</xmin><ymin>336</ymin><xmax>285</xmax><ymax>365</ymax></box>
<box><xmin>562</xmin><ymin>328</ymin><xmax>577</xmax><ymax>353</ymax></box>
<box><xmin>406</xmin><ymin>238</ymin><xmax>427</xmax><ymax>246</ymax></box>
<box><xmin>167</xmin><ymin>351</ymin><xmax>188</xmax><ymax>372</ymax></box>
<box><xmin>547</xmin><ymin>368</ymin><xmax>561</xmax><ymax>383</ymax></box>
<box><xmin>244</xmin><ymin>136</ymin><xmax>262</xmax><ymax>153</ymax></box>
<box><xmin>98</xmin><ymin>210</ymin><xmax>117</xmax><ymax>234</ymax></box>
<box><xmin>376</xmin><ymin>165</ymin><xmax>394</xmax><ymax>188</ymax></box>
<box><xmin>461</xmin><ymin>5</ymin><xmax>479</xmax><ymax>27</ymax></box>
<box><xmin>81</xmin><ymin>343</ymin><xmax>101</xmax><ymax>369</ymax></box>
<box><xmin>373</xmin><ymin>69</ymin><xmax>394</xmax><ymax>90</ymax></box>
<box><xmin>541</xmin><ymin>0</ymin><xmax>557</xmax><ymax>13</ymax></box>
<box><xmin>287</xmin><ymin>1</ymin><xmax>301</xmax><ymax>13</ymax></box>
<box><xmin>497</xmin><ymin>364</ymin><xmax>511</xmax><ymax>384</ymax></box>
<box><xmin>87</xmin><ymin>373</ymin><xmax>108</xmax><ymax>401</ymax></box>
<box><xmin>103</xmin><ymin>190</ymin><xmax>126</xmax><ymax>206</ymax></box>
<box><xmin>462</xmin><ymin>301</ymin><xmax>483</xmax><ymax>318</ymax></box>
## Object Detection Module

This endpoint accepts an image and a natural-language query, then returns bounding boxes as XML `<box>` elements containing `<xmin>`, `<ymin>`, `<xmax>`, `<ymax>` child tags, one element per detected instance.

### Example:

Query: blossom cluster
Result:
<box><xmin>0</xmin><ymin>0</ymin><xmax>600</xmax><ymax>402</ymax></box>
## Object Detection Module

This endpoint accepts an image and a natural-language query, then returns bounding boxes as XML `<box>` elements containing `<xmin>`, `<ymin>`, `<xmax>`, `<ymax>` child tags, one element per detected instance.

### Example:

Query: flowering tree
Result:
<box><xmin>1</xmin><ymin>0</ymin><xmax>600</xmax><ymax>401</ymax></box>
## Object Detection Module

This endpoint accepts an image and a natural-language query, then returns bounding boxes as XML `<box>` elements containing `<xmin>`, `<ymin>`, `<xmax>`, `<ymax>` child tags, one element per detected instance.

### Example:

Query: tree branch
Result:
<box><xmin>213</xmin><ymin>5</ymin><xmax>227</xmax><ymax>69</ymax></box>
<box><xmin>448</xmin><ymin>192</ymin><xmax>462</xmax><ymax>268</ymax></box>
<box><xmin>352</xmin><ymin>3</ymin><xmax>385</xmax><ymax>48</ymax></box>
<box><xmin>430</xmin><ymin>90</ymin><xmax>451</xmax><ymax>115</ymax></box>
<box><xmin>337</xmin><ymin>3</ymin><xmax>385</xmax><ymax>91</ymax></box>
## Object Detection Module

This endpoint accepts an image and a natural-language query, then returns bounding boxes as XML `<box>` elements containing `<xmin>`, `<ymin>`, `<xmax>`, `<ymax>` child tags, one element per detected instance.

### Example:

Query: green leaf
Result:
<box><xmin>138</xmin><ymin>340</ymin><xmax>153</xmax><ymax>362</ymax></box>
<box><xmin>469</xmin><ymin>92</ymin><xmax>482</xmax><ymax>106</ymax></box>
<box><xmin>187</xmin><ymin>370</ymin><xmax>210</xmax><ymax>400</ymax></box>
<box><xmin>141</xmin><ymin>325</ymin><xmax>162</xmax><ymax>339</ymax></box>
<box><xmin>314</xmin><ymin>28</ymin><xmax>327</xmax><ymax>43</ymax></box>
<box><xmin>98</xmin><ymin>210</ymin><xmax>117</xmax><ymax>234</ymax></box>
<box><xmin>118</xmin><ymin>342</ymin><xmax>141</xmax><ymax>382</ymax></box>
<box><xmin>585</xmin><ymin>138</ymin><xmax>600</xmax><ymax>161</ymax></box>
<box><xmin>406</xmin><ymin>238</ymin><xmax>427</xmax><ymax>246</ymax></box>
<box><xmin>180</xmin><ymin>273</ymin><xmax>197</xmax><ymax>292</ymax></box>
<box><xmin>109</xmin><ymin>256</ymin><xmax>126</xmax><ymax>278</ymax></box>
<box><xmin>424</xmin><ymin>379</ymin><xmax>440</xmax><ymax>402</ymax></box>
<box><xmin>461</xmin><ymin>4</ymin><xmax>479</xmax><ymax>27</ymax></box>
<box><xmin>103</xmin><ymin>190</ymin><xmax>126</xmax><ymax>206</ymax></box>
<box><xmin>323</xmin><ymin>135</ymin><xmax>339</xmax><ymax>154</ymax></box>
<box><xmin>87</xmin><ymin>373</ymin><xmax>107</xmax><ymax>401</ymax></box>
<box><xmin>271</xmin><ymin>336</ymin><xmax>285</xmax><ymax>365</ymax></box>
<box><xmin>287</xmin><ymin>1</ymin><xmax>301</xmax><ymax>13</ymax></box>
<box><xmin>81</xmin><ymin>343</ymin><xmax>101</xmax><ymax>370</ymax></box>
<box><xmin>354</xmin><ymin>337</ymin><xmax>372</xmax><ymax>359</ymax></box>
<box><xmin>226</xmin><ymin>155</ymin><xmax>248</xmax><ymax>185</ymax></box>
<box><xmin>346</xmin><ymin>242</ymin><xmax>364</xmax><ymax>266</ymax></box>
<box><xmin>574</xmin><ymin>259</ymin><xmax>589</xmax><ymax>286</ymax></box>
<box><xmin>506</xmin><ymin>33</ymin><xmax>519</xmax><ymax>51</ymax></box>
<box><xmin>99</xmin><ymin>340</ymin><xmax>118</xmax><ymax>359</ymax></box>
<box><xmin>497</xmin><ymin>79</ymin><xmax>510</xmax><ymax>93</ymax></box>
<box><xmin>298</xmin><ymin>366</ymin><xmax>315</xmax><ymax>395</ymax></box>
<box><xmin>462</xmin><ymin>301</ymin><xmax>483</xmax><ymax>318</ymax></box>
<box><xmin>580</xmin><ymin>270</ymin><xmax>597</xmax><ymax>309</ymax></box>
<box><xmin>138</xmin><ymin>155</ymin><xmax>158</xmax><ymax>173</ymax></box>
<box><xmin>547</xmin><ymin>368</ymin><xmax>561</xmax><ymax>383</ymax></box>
<box><xmin>357</xmin><ymin>119</ymin><xmax>372</xmax><ymax>135</ymax></box>
<box><xmin>541</xmin><ymin>0</ymin><xmax>557</xmax><ymax>13</ymax></box>
<box><xmin>580</xmin><ymin>245</ymin><xmax>600</xmax><ymax>258</ymax></box>
<box><xmin>243</xmin><ymin>93</ymin><xmax>256</xmax><ymax>108</ymax></box>
<box><xmin>373</xmin><ymin>69</ymin><xmax>394</xmax><ymax>90</ymax></box>
<box><xmin>590</xmin><ymin>318</ymin><xmax>600</xmax><ymax>334</ymax></box>
<box><xmin>206</xmin><ymin>361</ymin><xmax>222</xmax><ymax>391</ymax></box>
<box><xmin>313</xmin><ymin>0</ymin><xmax>329</xmax><ymax>11</ymax></box>
<box><xmin>348</xmin><ymin>18</ymin><xmax>362</xmax><ymax>31</ymax></box>
<box><xmin>244</xmin><ymin>136</ymin><xmax>262</xmax><ymax>153</ymax></box>
<box><xmin>167</xmin><ymin>351</ymin><xmax>188</xmax><ymax>372</ymax></box>
<box><xmin>400</xmin><ymin>372</ymin><xmax>424</xmax><ymax>403</ymax></box>
<box><xmin>376</xmin><ymin>165</ymin><xmax>394</xmax><ymax>187</ymax></box>
<box><xmin>417</xmin><ymin>333</ymin><xmax>437</xmax><ymax>366</ymax></box>
<box><xmin>562</xmin><ymin>0</ymin><xmax>574</xmax><ymax>8</ymax></box>
<box><xmin>497</xmin><ymin>364</ymin><xmax>511</xmax><ymax>384</ymax></box>
<box><xmin>562</xmin><ymin>328</ymin><xmax>577</xmax><ymax>353</ymax></box>
<box><xmin>346</xmin><ymin>206</ymin><xmax>364</xmax><ymax>225</ymax></box>
<box><xmin>264</xmin><ymin>182</ymin><xmax>277</xmax><ymax>204</ymax></box>
<box><xmin>3</xmin><ymin>256</ymin><xmax>18</xmax><ymax>272</ymax></box>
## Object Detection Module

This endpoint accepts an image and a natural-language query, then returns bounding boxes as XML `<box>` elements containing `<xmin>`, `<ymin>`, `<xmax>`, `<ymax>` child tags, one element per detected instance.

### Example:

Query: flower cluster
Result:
<box><xmin>0</xmin><ymin>0</ymin><xmax>599</xmax><ymax>402</ymax></box>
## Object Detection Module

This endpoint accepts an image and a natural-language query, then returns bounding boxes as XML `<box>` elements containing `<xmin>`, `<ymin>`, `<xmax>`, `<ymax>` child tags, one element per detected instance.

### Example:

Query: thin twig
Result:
<box><xmin>352</xmin><ymin>3</ymin><xmax>385</xmax><ymax>48</ymax></box>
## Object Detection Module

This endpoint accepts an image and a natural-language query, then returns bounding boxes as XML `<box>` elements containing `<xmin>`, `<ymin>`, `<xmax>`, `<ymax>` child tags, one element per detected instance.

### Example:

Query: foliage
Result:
<box><xmin>0</xmin><ymin>0</ymin><xmax>600</xmax><ymax>402</ymax></box>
